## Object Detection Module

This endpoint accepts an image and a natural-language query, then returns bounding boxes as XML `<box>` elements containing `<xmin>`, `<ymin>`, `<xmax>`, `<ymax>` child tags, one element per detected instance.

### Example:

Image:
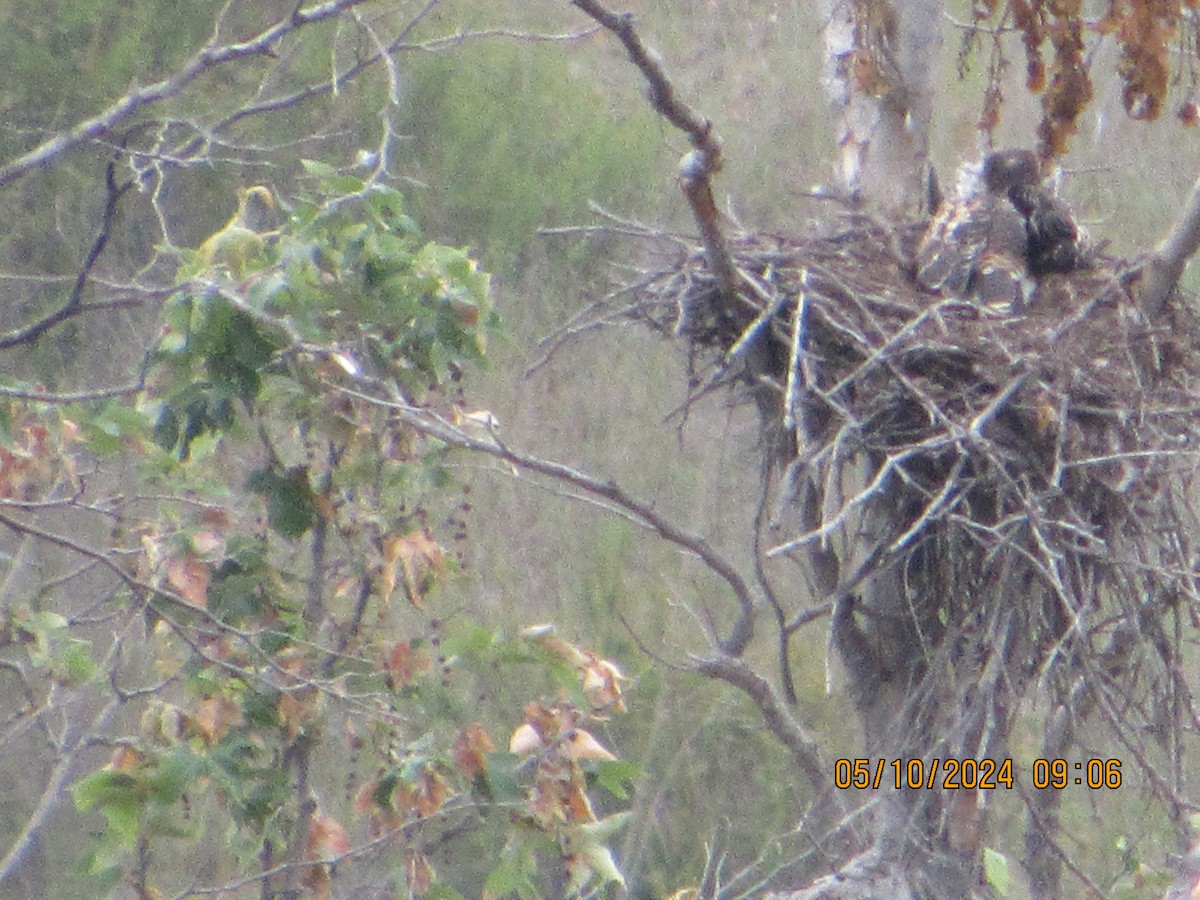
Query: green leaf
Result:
<box><xmin>143</xmin><ymin>805</ymin><xmax>200</xmax><ymax>841</ymax></box>
<box><xmin>579</xmin><ymin>842</ymin><xmax>625</xmax><ymax>887</ymax></box>
<box><xmin>29</xmin><ymin>610</ymin><xmax>68</xmax><ymax>632</ymax></box>
<box><xmin>300</xmin><ymin>158</ymin><xmax>336</xmax><ymax>179</ymax></box>
<box><xmin>545</xmin><ymin>657</ymin><xmax>589</xmax><ymax>710</ymax></box>
<box><xmin>237</xmin><ymin>767</ymin><xmax>292</xmax><ymax>827</ymax></box>
<box><xmin>190</xmin><ymin>292</ymin><xmax>234</xmax><ymax>351</ymax></box>
<box><xmin>438</xmin><ymin>620</ymin><xmax>495</xmax><ymax>658</ymax></box>
<box><xmin>246</xmin><ymin>466</ymin><xmax>317</xmax><ymax>538</ymax></box>
<box><xmin>163</xmin><ymin>290</ymin><xmax>195</xmax><ymax>333</ymax></box>
<box><xmin>74</xmin><ymin>851</ymin><xmax>123</xmax><ymax>893</ymax></box>
<box><xmin>83</xmin><ymin>403</ymin><xmax>152</xmax><ymax>455</ymax></box>
<box><xmin>592</xmin><ymin>759</ymin><xmax>644</xmax><ymax>801</ymax></box>
<box><xmin>423</xmin><ymin>885</ymin><xmax>465</xmax><ymax>900</ymax></box>
<box><xmin>984</xmin><ymin>847</ymin><xmax>1009</xmax><ymax>896</ymax></box>
<box><xmin>483</xmin><ymin>752</ymin><xmax>523</xmax><ymax>804</ymax></box>
<box><xmin>100</xmin><ymin>797</ymin><xmax>142</xmax><ymax>849</ymax></box>
<box><xmin>575</xmin><ymin>811</ymin><xmax>632</xmax><ymax>843</ymax></box>
<box><xmin>483</xmin><ymin>845</ymin><xmax>538</xmax><ymax>900</ymax></box>
<box><xmin>239</xmin><ymin>687</ymin><xmax>281</xmax><ymax>730</ymax></box>
<box><xmin>325</xmin><ymin>173</ymin><xmax>368</xmax><ymax>195</ymax></box>
<box><xmin>228</xmin><ymin>310</ymin><xmax>280</xmax><ymax>369</ymax></box>
<box><xmin>73</xmin><ymin>770</ymin><xmax>139</xmax><ymax>811</ymax></box>
<box><xmin>59</xmin><ymin>638</ymin><xmax>97</xmax><ymax>685</ymax></box>
<box><xmin>148</xmin><ymin>751</ymin><xmax>199</xmax><ymax>805</ymax></box>
<box><xmin>179</xmin><ymin>403</ymin><xmax>207</xmax><ymax>460</ymax></box>
<box><xmin>151</xmin><ymin>406</ymin><xmax>180</xmax><ymax>452</ymax></box>
<box><xmin>372</xmin><ymin>772</ymin><xmax>400</xmax><ymax>809</ymax></box>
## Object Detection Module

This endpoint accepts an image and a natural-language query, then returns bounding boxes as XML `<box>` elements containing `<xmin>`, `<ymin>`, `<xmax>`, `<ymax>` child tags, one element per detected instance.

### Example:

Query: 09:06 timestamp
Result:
<box><xmin>833</xmin><ymin>758</ymin><xmax>1123</xmax><ymax>790</ymax></box>
<box><xmin>1032</xmin><ymin>758</ymin><xmax>1122</xmax><ymax>789</ymax></box>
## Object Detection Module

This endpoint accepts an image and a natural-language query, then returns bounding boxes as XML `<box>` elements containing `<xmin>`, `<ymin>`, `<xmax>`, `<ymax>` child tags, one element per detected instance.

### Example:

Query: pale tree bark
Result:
<box><xmin>807</xmin><ymin>0</ymin><xmax>997</xmax><ymax>894</ymax></box>
<box><xmin>817</xmin><ymin>0</ymin><xmax>944</xmax><ymax>212</ymax></box>
<box><xmin>1138</xmin><ymin>169</ymin><xmax>1200</xmax><ymax>317</ymax></box>
<box><xmin>565</xmin><ymin>3</ymin><xmax>1200</xmax><ymax>897</ymax></box>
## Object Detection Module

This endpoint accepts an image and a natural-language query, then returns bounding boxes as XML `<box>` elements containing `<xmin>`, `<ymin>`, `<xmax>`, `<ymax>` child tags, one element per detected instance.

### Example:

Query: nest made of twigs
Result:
<box><xmin>615</xmin><ymin>210</ymin><xmax>1200</xmax><ymax>699</ymax></box>
<box><xmin>641</xmin><ymin>213</ymin><xmax>1200</xmax><ymax>547</ymax></box>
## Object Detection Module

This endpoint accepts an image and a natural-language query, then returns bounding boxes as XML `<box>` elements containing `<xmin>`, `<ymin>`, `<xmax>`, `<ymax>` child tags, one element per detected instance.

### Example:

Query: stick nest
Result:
<box><xmin>626</xmin><ymin>210</ymin><xmax>1200</xmax><ymax>678</ymax></box>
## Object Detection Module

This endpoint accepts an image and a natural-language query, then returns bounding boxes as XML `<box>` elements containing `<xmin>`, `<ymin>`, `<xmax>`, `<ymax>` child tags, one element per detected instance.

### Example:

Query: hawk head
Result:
<box><xmin>980</xmin><ymin>150</ymin><xmax>1041</xmax><ymax>196</ymax></box>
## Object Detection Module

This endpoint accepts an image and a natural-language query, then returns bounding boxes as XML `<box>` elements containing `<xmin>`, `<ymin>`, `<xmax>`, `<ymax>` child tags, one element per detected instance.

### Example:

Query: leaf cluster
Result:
<box><xmin>967</xmin><ymin>0</ymin><xmax>1200</xmax><ymax>156</ymax></box>
<box><xmin>36</xmin><ymin>164</ymin><xmax>637</xmax><ymax>898</ymax></box>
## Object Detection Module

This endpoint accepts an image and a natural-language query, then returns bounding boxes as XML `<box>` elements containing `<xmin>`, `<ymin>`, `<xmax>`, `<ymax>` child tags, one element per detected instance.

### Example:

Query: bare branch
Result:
<box><xmin>1138</xmin><ymin>168</ymin><xmax>1200</xmax><ymax>316</ymax></box>
<box><xmin>0</xmin><ymin>163</ymin><xmax>133</xmax><ymax>350</ymax></box>
<box><xmin>569</xmin><ymin>0</ymin><xmax>739</xmax><ymax>314</ymax></box>
<box><xmin>340</xmin><ymin>384</ymin><xmax>759</xmax><ymax>656</ymax></box>
<box><xmin>0</xmin><ymin>382</ymin><xmax>145</xmax><ymax>403</ymax></box>
<box><xmin>569</xmin><ymin>0</ymin><xmax>713</xmax><ymax>147</ymax></box>
<box><xmin>690</xmin><ymin>653</ymin><xmax>841</xmax><ymax>824</ymax></box>
<box><xmin>0</xmin><ymin>696</ymin><xmax>121</xmax><ymax>884</ymax></box>
<box><xmin>0</xmin><ymin>0</ymin><xmax>375</xmax><ymax>188</ymax></box>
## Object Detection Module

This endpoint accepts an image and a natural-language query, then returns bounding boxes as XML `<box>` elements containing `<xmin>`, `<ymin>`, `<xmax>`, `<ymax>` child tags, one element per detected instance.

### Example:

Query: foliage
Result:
<box><xmin>0</xmin><ymin>165</ymin><xmax>640</xmax><ymax>898</ymax></box>
<box><xmin>7</xmin><ymin>1</ymin><xmax>1200</xmax><ymax>898</ymax></box>
<box><xmin>963</xmin><ymin>0</ymin><xmax>1200</xmax><ymax>155</ymax></box>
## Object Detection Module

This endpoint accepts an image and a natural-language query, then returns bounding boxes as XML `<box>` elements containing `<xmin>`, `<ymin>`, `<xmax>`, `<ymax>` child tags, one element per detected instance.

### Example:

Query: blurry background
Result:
<box><xmin>0</xmin><ymin>0</ymin><xmax>1193</xmax><ymax>895</ymax></box>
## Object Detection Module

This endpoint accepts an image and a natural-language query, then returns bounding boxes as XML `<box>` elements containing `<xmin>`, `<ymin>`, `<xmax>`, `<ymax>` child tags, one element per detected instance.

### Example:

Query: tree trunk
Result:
<box><xmin>817</xmin><ymin>0</ymin><xmax>944</xmax><ymax>213</ymax></box>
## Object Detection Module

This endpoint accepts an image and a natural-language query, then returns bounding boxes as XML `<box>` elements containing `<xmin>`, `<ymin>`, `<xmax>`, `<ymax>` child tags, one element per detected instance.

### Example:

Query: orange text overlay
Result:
<box><xmin>833</xmin><ymin>758</ymin><xmax>1123</xmax><ymax>790</ymax></box>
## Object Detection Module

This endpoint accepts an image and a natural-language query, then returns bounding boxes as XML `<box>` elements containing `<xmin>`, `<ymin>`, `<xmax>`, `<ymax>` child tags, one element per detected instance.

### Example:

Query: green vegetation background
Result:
<box><xmin>0</xmin><ymin>0</ymin><xmax>1192</xmax><ymax>896</ymax></box>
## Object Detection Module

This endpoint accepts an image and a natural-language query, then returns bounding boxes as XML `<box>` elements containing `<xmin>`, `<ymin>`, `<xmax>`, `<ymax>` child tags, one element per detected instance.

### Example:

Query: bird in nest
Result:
<box><xmin>196</xmin><ymin>185</ymin><xmax>277</xmax><ymax>279</ymax></box>
<box><xmin>915</xmin><ymin>149</ymin><xmax>1088</xmax><ymax>312</ymax></box>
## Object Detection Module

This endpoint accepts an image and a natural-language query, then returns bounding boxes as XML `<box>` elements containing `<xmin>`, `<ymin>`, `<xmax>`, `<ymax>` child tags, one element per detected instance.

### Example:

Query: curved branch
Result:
<box><xmin>333</xmin><ymin>381</ymin><xmax>757</xmax><ymax>655</ymax></box>
<box><xmin>570</xmin><ymin>0</ymin><xmax>738</xmax><ymax>312</ymax></box>
<box><xmin>0</xmin><ymin>163</ymin><xmax>132</xmax><ymax>350</ymax></box>
<box><xmin>1139</xmin><ymin>169</ymin><xmax>1200</xmax><ymax>317</ymax></box>
<box><xmin>691</xmin><ymin>653</ymin><xmax>845</xmax><ymax>835</ymax></box>
<box><xmin>0</xmin><ymin>0</ymin><xmax>374</xmax><ymax>189</ymax></box>
<box><xmin>569</xmin><ymin>0</ymin><xmax>713</xmax><ymax>145</ymax></box>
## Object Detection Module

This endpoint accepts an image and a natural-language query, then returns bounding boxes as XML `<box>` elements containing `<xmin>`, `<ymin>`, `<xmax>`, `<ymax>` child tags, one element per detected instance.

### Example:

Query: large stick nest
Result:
<box><xmin>625</xmin><ymin>210</ymin><xmax>1200</xmax><ymax>691</ymax></box>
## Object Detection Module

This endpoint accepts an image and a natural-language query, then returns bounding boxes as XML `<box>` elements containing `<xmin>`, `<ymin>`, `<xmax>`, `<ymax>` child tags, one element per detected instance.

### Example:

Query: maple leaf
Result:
<box><xmin>563</xmin><ymin>774</ymin><xmax>597</xmax><ymax>821</ymax></box>
<box><xmin>193</xmin><ymin>694</ymin><xmax>243</xmax><ymax>745</ymax></box>
<box><xmin>523</xmin><ymin>701</ymin><xmax>564</xmax><ymax>740</ymax></box>
<box><xmin>300</xmin><ymin>864</ymin><xmax>330</xmax><ymax>900</ymax></box>
<box><xmin>382</xmin><ymin>530</ymin><xmax>446</xmax><ymax>608</ymax></box>
<box><xmin>166</xmin><ymin>554</ymin><xmax>209</xmax><ymax>609</ymax></box>
<box><xmin>354</xmin><ymin>780</ymin><xmax>404</xmax><ymax>837</ymax></box>
<box><xmin>416</xmin><ymin>769</ymin><xmax>448</xmax><ymax>817</ymax></box>
<box><xmin>530</xmin><ymin>777</ymin><xmax>571</xmax><ymax>826</ymax></box>
<box><xmin>382</xmin><ymin>639</ymin><xmax>430</xmax><ymax>688</ymax></box>
<box><xmin>140</xmin><ymin>700</ymin><xmax>189</xmax><ymax>746</ymax></box>
<box><xmin>107</xmin><ymin>745</ymin><xmax>144</xmax><ymax>773</ymax></box>
<box><xmin>278</xmin><ymin>689</ymin><xmax>316</xmax><ymax>739</ymax></box>
<box><xmin>580</xmin><ymin>653</ymin><xmax>626</xmax><ymax>713</ymax></box>
<box><xmin>565</xmin><ymin>728</ymin><xmax>617</xmax><ymax>762</ymax></box>
<box><xmin>308</xmin><ymin>812</ymin><xmax>352</xmax><ymax>859</ymax></box>
<box><xmin>189</xmin><ymin>529</ymin><xmax>225</xmax><ymax>558</ymax></box>
<box><xmin>509</xmin><ymin>723</ymin><xmax>543</xmax><ymax>755</ymax></box>
<box><xmin>405</xmin><ymin>849</ymin><xmax>435</xmax><ymax>895</ymax></box>
<box><xmin>521</xmin><ymin>623</ymin><xmax>589</xmax><ymax>667</ymax></box>
<box><xmin>394</xmin><ymin>781</ymin><xmax>420</xmax><ymax>818</ymax></box>
<box><xmin>452</xmin><ymin>723</ymin><xmax>495</xmax><ymax>779</ymax></box>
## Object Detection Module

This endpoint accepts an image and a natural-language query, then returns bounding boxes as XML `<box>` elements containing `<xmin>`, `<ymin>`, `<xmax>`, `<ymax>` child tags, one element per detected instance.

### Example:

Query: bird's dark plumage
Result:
<box><xmin>1009</xmin><ymin>183</ymin><xmax>1085</xmax><ymax>275</ymax></box>
<box><xmin>916</xmin><ymin>149</ymin><xmax>1087</xmax><ymax>311</ymax></box>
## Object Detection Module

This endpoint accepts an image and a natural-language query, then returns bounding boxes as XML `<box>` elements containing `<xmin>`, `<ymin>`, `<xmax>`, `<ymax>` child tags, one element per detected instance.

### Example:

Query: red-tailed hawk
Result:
<box><xmin>916</xmin><ymin>150</ymin><xmax>1086</xmax><ymax>311</ymax></box>
<box><xmin>1008</xmin><ymin>176</ymin><xmax>1086</xmax><ymax>276</ymax></box>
